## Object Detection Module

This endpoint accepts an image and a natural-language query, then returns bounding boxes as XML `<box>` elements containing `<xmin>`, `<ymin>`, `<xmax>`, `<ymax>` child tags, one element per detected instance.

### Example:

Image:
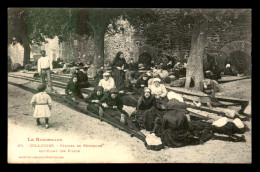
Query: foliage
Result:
<box><xmin>28</xmin><ymin>8</ymin><xmax>78</xmax><ymax>45</ymax></box>
<box><xmin>8</xmin><ymin>8</ymin><xmax>28</xmax><ymax>45</ymax></box>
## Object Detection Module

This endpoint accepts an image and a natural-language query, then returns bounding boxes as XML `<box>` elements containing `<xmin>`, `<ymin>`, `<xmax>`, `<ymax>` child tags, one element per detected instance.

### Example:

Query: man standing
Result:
<box><xmin>37</xmin><ymin>50</ymin><xmax>54</xmax><ymax>92</ymax></box>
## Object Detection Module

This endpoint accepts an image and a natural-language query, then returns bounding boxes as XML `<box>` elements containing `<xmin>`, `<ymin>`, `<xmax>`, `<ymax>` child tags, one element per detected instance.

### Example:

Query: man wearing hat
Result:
<box><xmin>98</xmin><ymin>72</ymin><xmax>115</xmax><ymax>93</ymax></box>
<box><xmin>37</xmin><ymin>50</ymin><xmax>54</xmax><ymax>92</ymax></box>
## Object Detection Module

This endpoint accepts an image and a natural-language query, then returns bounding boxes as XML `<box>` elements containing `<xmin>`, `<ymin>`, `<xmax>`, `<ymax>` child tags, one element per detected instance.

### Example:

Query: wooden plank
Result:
<box><xmin>8</xmin><ymin>74</ymin><xmax>249</xmax><ymax>119</ymax></box>
<box><xmin>217</xmin><ymin>76</ymin><xmax>251</xmax><ymax>84</ymax></box>
<box><xmin>165</xmin><ymin>85</ymin><xmax>250</xmax><ymax>103</ymax></box>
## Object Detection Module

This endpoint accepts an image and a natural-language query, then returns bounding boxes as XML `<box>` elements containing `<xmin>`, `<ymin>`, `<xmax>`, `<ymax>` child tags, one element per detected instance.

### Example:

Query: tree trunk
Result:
<box><xmin>185</xmin><ymin>22</ymin><xmax>208</xmax><ymax>90</ymax></box>
<box><xmin>93</xmin><ymin>28</ymin><xmax>105</xmax><ymax>69</ymax></box>
<box><xmin>22</xmin><ymin>33</ymin><xmax>30</xmax><ymax>66</ymax></box>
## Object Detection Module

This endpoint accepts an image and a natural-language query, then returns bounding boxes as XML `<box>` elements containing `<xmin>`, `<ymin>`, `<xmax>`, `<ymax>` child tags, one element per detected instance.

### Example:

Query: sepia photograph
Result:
<box><xmin>7</xmin><ymin>8</ymin><xmax>252</xmax><ymax>163</ymax></box>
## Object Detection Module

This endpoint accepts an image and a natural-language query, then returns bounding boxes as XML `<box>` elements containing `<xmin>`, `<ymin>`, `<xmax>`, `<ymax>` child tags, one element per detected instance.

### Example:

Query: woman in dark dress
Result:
<box><xmin>135</xmin><ymin>73</ymin><xmax>149</xmax><ymax>88</ymax></box>
<box><xmin>100</xmin><ymin>88</ymin><xmax>129</xmax><ymax>125</ymax></box>
<box><xmin>65</xmin><ymin>75</ymin><xmax>84</xmax><ymax>100</ymax></box>
<box><xmin>131</xmin><ymin>87</ymin><xmax>157</xmax><ymax>130</ymax></box>
<box><xmin>86</xmin><ymin>86</ymin><xmax>105</xmax><ymax>115</ymax></box>
<box><xmin>157</xmin><ymin>99</ymin><xmax>193</xmax><ymax>148</ymax></box>
<box><xmin>111</xmin><ymin>51</ymin><xmax>127</xmax><ymax>92</ymax></box>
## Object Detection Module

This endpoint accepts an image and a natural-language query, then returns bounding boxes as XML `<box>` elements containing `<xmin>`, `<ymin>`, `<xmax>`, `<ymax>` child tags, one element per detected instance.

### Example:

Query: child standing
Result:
<box><xmin>30</xmin><ymin>84</ymin><xmax>52</xmax><ymax>129</ymax></box>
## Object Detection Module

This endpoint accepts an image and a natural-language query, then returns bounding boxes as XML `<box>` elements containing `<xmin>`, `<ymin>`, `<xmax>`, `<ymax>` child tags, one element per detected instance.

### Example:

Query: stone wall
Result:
<box><xmin>58</xmin><ymin>13</ymin><xmax>251</xmax><ymax>67</ymax></box>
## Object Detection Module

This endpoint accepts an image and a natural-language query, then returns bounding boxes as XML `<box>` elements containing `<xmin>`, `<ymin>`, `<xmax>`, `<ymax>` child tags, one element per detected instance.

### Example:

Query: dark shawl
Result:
<box><xmin>86</xmin><ymin>86</ymin><xmax>104</xmax><ymax>104</ymax></box>
<box><xmin>137</xmin><ymin>94</ymin><xmax>157</xmax><ymax>111</ymax></box>
<box><xmin>159</xmin><ymin>99</ymin><xmax>190</xmax><ymax>147</ymax></box>
<box><xmin>135</xmin><ymin>77</ymin><xmax>149</xmax><ymax>88</ymax></box>
<box><xmin>100</xmin><ymin>92</ymin><xmax>124</xmax><ymax>110</ymax></box>
<box><xmin>65</xmin><ymin>79</ymin><xmax>82</xmax><ymax>97</ymax></box>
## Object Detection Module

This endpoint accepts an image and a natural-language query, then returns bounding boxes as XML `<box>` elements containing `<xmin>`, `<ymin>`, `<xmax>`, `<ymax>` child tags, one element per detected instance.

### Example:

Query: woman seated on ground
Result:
<box><xmin>149</xmin><ymin>77</ymin><xmax>168</xmax><ymax>100</ymax></box>
<box><xmin>93</xmin><ymin>69</ymin><xmax>104</xmax><ymax>87</ymax></box>
<box><xmin>159</xmin><ymin>69</ymin><xmax>169</xmax><ymax>81</ymax></box>
<box><xmin>128</xmin><ymin>58</ymin><xmax>137</xmax><ymax>72</ymax></box>
<box><xmin>154</xmin><ymin>98</ymin><xmax>201</xmax><ymax>148</ymax></box>
<box><xmin>188</xmin><ymin>117</ymin><xmax>247</xmax><ymax>144</ymax></box>
<box><xmin>131</xmin><ymin>87</ymin><xmax>157</xmax><ymax>130</ymax></box>
<box><xmin>223</xmin><ymin>64</ymin><xmax>237</xmax><ymax>76</ymax></box>
<box><xmin>85</xmin><ymin>86</ymin><xmax>105</xmax><ymax>115</ymax></box>
<box><xmin>65</xmin><ymin>75</ymin><xmax>84</xmax><ymax>100</ymax></box>
<box><xmin>120</xmin><ymin>74</ymin><xmax>140</xmax><ymax>107</ymax></box>
<box><xmin>149</xmin><ymin>60</ymin><xmax>156</xmax><ymax>70</ymax></box>
<box><xmin>100</xmin><ymin>88</ymin><xmax>129</xmax><ymax>125</ymax></box>
<box><xmin>76</xmin><ymin>66</ymin><xmax>89</xmax><ymax>88</ymax></box>
<box><xmin>172</xmin><ymin>62</ymin><xmax>181</xmax><ymax>79</ymax></box>
<box><xmin>135</xmin><ymin>73</ymin><xmax>149</xmax><ymax>88</ymax></box>
<box><xmin>98</xmin><ymin>72</ymin><xmax>115</xmax><ymax>93</ymax></box>
<box><xmin>124</xmin><ymin>74</ymin><xmax>134</xmax><ymax>94</ymax></box>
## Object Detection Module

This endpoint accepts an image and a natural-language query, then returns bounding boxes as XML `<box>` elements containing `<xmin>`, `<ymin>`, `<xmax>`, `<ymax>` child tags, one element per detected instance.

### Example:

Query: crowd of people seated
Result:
<box><xmin>62</xmin><ymin>51</ymin><xmax>247</xmax><ymax>150</ymax></box>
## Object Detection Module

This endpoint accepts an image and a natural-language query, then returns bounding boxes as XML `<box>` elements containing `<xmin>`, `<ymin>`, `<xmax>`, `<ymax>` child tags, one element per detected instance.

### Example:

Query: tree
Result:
<box><xmin>8</xmin><ymin>8</ymin><xmax>78</xmax><ymax>66</ymax></box>
<box><xmin>182</xmin><ymin>9</ymin><xmax>250</xmax><ymax>90</ymax></box>
<box><xmin>8</xmin><ymin>8</ymin><xmax>30</xmax><ymax>66</ymax></box>
<box><xmin>76</xmin><ymin>8</ymin><xmax>124</xmax><ymax>68</ymax></box>
<box><xmin>126</xmin><ymin>8</ymin><xmax>250</xmax><ymax>90</ymax></box>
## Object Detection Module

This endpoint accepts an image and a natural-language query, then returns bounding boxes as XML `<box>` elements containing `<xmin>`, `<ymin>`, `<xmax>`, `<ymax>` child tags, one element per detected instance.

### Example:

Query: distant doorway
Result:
<box><xmin>228</xmin><ymin>51</ymin><xmax>251</xmax><ymax>75</ymax></box>
<box><xmin>138</xmin><ymin>52</ymin><xmax>152</xmax><ymax>68</ymax></box>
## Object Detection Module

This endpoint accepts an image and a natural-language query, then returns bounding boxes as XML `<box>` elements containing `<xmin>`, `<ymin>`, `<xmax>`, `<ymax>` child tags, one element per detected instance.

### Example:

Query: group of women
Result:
<box><xmin>64</xmin><ymin>51</ymin><xmax>247</xmax><ymax>149</ymax></box>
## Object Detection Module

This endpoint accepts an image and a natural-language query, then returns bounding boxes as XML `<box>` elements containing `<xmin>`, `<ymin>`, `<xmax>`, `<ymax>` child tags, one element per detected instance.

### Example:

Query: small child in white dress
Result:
<box><xmin>30</xmin><ymin>84</ymin><xmax>52</xmax><ymax>129</ymax></box>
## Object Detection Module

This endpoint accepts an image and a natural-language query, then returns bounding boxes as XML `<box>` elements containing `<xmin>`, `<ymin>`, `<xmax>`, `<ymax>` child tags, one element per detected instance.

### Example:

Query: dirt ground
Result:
<box><xmin>7</xmin><ymin>77</ymin><xmax>252</xmax><ymax>163</ymax></box>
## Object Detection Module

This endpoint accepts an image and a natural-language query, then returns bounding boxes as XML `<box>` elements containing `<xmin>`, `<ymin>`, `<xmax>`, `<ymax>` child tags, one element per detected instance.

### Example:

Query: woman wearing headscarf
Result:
<box><xmin>158</xmin><ymin>99</ymin><xmax>193</xmax><ymax>148</ymax></box>
<box><xmin>130</xmin><ymin>87</ymin><xmax>157</xmax><ymax>130</ymax></box>
<box><xmin>149</xmin><ymin>77</ymin><xmax>168</xmax><ymax>100</ymax></box>
<box><xmin>100</xmin><ymin>88</ymin><xmax>129</xmax><ymax>125</ymax></box>
<box><xmin>98</xmin><ymin>72</ymin><xmax>115</xmax><ymax>93</ymax></box>
<box><xmin>86</xmin><ymin>86</ymin><xmax>105</xmax><ymax>116</ymax></box>
<box><xmin>65</xmin><ymin>75</ymin><xmax>84</xmax><ymax>100</ymax></box>
<box><xmin>111</xmin><ymin>51</ymin><xmax>127</xmax><ymax>92</ymax></box>
<box><xmin>135</xmin><ymin>73</ymin><xmax>149</xmax><ymax>88</ymax></box>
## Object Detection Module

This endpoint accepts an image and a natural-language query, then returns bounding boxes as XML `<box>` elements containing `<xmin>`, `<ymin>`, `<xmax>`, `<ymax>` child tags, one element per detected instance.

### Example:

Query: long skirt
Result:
<box><xmin>114</xmin><ymin>69</ymin><xmax>125</xmax><ymax>91</ymax></box>
<box><xmin>160</xmin><ymin>128</ymin><xmax>200</xmax><ymax>147</ymax></box>
<box><xmin>87</xmin><ymin>104</ymin><xmax>100</xmax><ymax>115</ymax></box>
<box><xmin>121</xmin><ymin>93</ymin><xmax>139</xmax><ymax>107</ymax></box>
<box><xmin>102</xmin><ymin>108</ymin><xmax>128</xmax><ymax>123</ymax></box>
<box><xmin>131</xmin><ymin>109</ymin><xmax>155</xmax><ymax>131</ymax></box>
